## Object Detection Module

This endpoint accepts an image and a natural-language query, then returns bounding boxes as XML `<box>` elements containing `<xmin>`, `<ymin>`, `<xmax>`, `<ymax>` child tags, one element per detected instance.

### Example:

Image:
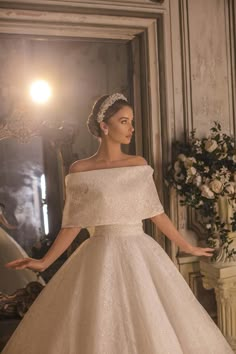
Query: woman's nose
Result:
<box><xmin>130</xmin><ymin>124</ymin><xmax>134</xmax><ymax>132</ymax></box>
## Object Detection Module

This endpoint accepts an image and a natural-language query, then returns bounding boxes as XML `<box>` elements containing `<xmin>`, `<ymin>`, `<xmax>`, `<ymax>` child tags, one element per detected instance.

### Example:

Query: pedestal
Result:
<box><xmin>200</xmin><ymin>260</ymin><xmax>236</xmax><ymax>352</ymax></box>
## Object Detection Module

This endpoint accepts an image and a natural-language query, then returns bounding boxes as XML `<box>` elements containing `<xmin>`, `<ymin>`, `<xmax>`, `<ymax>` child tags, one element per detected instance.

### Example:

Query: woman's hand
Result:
<box><xmin>151</xmin><ymin>214</ymin><xmax>215</xmax><ymax>258</ymax></box>
<box><xmin>184</xmin><ymin>246</ymin><xmax>215</xmax><ymax>257</ymax></box>
<box><xmin>5</xmin><ymin>258</ymin><xmax>46</xmax><ymax>272</ymax></box>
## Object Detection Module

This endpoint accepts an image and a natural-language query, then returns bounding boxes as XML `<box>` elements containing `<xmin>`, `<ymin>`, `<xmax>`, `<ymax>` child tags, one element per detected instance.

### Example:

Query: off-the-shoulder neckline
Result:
<box><xmin>66</xmin><ymin>164</ymin><xmax>153</xmax><ymax>178</ymax></box>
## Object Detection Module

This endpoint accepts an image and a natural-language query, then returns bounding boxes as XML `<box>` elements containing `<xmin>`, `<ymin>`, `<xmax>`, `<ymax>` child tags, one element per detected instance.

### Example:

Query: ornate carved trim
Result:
<box><xmin>0</xmin><ymin>0</ymin><xmax>166</xmax><ymax>13</ymax></box>
<box><xmin>0</xmin><ymin>3</ymin><xmax>168</xmax><ymax>251</ymax></box>
<box><xmin>0</xmin><ymin>282</ymin><xmax>44</xmax><ymax>319</ymax></box>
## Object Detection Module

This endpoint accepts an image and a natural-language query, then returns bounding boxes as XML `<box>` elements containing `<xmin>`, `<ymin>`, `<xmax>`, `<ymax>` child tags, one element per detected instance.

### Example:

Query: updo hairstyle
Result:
<box><xmin>87</xmin><ymin>94</ymin><xmax>131</xmax><ymax>138</ymax></box>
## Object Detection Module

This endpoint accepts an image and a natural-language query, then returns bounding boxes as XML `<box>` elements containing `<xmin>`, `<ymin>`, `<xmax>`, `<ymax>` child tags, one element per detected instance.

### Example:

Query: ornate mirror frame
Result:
<box><xmin>0</xmin><ymin>1</ymin><xmax>172</xmax><ymax>250</ymax></box>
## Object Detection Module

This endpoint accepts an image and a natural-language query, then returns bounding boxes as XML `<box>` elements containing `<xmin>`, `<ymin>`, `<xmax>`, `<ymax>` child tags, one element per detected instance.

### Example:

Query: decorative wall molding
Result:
<box><xmin>0</xmin><ymin>8</ymin><xmax>153</xmax><ymax>39</ymax></box>
<box><xmin>0</xmin><ymin>0</ymin><xmax>166</xmax><ymax>12</ymax></box>
<box><xmin>0</xmin><ymin>3</ymin><xmax>171</xmax><ymax>251</ymax></box>
<box><xmin>228</xmin><ymin>0</ymin><xmax>236</xmax><ymax>138</ymax></box>
<box><xmin>200</xmin><ymin>260</ymin><xmax>236</xmax><ymax>351</ymax></box>
<box><xmin>176</xmin><ymin>0</ymin><xmax>236</xmax><ymax>249</ymax></box>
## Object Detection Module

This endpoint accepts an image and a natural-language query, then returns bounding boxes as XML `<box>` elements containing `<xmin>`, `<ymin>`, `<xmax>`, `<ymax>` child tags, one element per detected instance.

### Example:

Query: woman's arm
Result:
<box><xmin>151</xmin><ymin>213</ymin><xmax>214</xmax><ymax>257</ymax></box>
<box><xmin>5</xmin><ymin>226</ymin><xmax>81</xmax><ymax>272</ymax></box>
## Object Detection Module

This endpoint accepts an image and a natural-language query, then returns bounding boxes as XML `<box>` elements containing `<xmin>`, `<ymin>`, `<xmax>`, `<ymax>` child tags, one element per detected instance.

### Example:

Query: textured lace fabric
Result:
<box><xmin>2</xmin><ymin>166</ymin><xmax>234</xmax><ymax>354</ymax></box>
<box><xmin>61</xmin><ymin>165</ymin><xmax>164</xmax><ymax>228</ymax></box>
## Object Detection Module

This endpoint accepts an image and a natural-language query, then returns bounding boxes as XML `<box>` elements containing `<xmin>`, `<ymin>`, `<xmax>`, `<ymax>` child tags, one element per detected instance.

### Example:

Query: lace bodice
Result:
<box><xmin>61</xmin><ymin>165</ymin><xmax>164</xmax><ymax>228</ymax></box>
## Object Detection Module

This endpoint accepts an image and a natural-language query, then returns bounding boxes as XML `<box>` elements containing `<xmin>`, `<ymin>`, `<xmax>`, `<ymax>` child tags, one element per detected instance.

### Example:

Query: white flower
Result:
<box><xmin>184</xmin><ymin>157</ymin><xmax>196</xmax><ymax>168</ymax></box>
<box><xmin>194</xmin><ymin>139</ymin><xmax>201</xmax><ymax>147</ymax></box>
<box><xmin>204</xmin><ymin>166</ymin><xmax>210</xmax><ymax>173</ymax></box>
<box><xmin>193</xmin><ymin>175</ymin><xmax>202</xmax><ymax>187</ymax></box>
<box><xmin>187</xmin><ymin>167</ymin><xmax>197</xmax><ymax>176</ymax></box>
<box><xmin>200</xmin><ymin>185</ymin><xmax>215</xmax><ymax>199</ymax></box>
<box><xmin>225</xmin><ymin>182</ymin><xmax>235</xmax><ymax>195</ymax></box>
<box><xmin>174</xmin><ymin>161</ymin><xmax>182</xmax><ymax>173</ymax></box>
<box><xmin>206</xmin><ymin>224</ymin><xmax>212</xmax><ymax>229</ymax></box>
<box><xmin>209</xmin><ymin>179</ymin><xmax>224</xmax><ymax>194</ymax></box>
<box><xmin>177</xmin><ymin>154</ymin><xmax>187</xmax><ymax>162</ymax></box>
<box><xmin>218</xmin><ymin>153</ymin><xmax>227</xmax><ymax>160</ymax></box>
<box><xmin>186</xmin><ymin>175</ymin><xmax>194</xmax><ymax>184</ymax></box>
<box><xmin>220</xmin><ymin>166</ymin><xmax>229</xmax><ymax>174</ymax></box>
<box><xmin>232</xmin><ymin>155</ymin><xmax>236</xmax><ymax>163</ymax></box>
<box><xmin>220</xmin><ymin>175</ymin><xmax>229</xmax><ymax>184</ymax></box>
<box><xmin>177</xmin><ymin>185</ymin><xmax>182</xmax><ymax>190</ymax></box>
<box><xmin>222</xmin><ymin>143</ymin><xmax>228</xmax><ymax>152</ymax></box>
<box><xmin>204</xmin><ymin>139</ymin><xmax>218</xmax><ymax>152</ymax></box>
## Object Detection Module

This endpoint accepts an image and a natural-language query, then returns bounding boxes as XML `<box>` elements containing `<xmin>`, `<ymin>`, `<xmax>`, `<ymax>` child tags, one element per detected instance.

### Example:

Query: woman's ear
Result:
<box><xmin>100</xmin><ymin>122</ymin><xmax>109</xmax><ymax>135</ymax></box>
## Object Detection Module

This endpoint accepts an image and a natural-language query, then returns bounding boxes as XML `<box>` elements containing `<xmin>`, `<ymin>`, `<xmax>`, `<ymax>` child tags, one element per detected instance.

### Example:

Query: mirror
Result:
<box><xmin>0</xmin><ymin>35</ymin><xmax>134</xmax><ymax>292</ymax></box>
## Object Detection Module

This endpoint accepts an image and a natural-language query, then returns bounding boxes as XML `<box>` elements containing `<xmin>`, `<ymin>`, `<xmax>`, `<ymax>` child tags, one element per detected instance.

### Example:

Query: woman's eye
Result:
<box><xmin>121</xmin><ymin>120</ymin><xmax>134</xmax><ymax>125</ymax></box>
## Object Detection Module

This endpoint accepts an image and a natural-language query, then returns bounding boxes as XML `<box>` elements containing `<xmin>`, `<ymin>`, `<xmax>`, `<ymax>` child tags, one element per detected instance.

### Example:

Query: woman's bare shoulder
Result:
<box><xmin>69</xmin><ymin>158</ymin><xmax>95</xmax><ymax>173</ymax></box>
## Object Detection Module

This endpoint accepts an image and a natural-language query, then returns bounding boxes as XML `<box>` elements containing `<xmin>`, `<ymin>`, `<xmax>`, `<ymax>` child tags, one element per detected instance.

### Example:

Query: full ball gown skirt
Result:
<box><xmin>2</xmin><ymin>166</ymin><xmax>234</xmax><ymax>354</ymax></box>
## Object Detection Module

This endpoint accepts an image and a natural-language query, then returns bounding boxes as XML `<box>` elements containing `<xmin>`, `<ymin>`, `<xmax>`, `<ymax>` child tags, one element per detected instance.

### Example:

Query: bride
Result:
<box><xmin>0</xmin><ymin>203</ymin><xmax>45</xmax><ymax>294</ymax></box>
<box><xmin>3</xmin><ymin>93</ymin><xmax>233</xmax><ymax>353</ymax></box>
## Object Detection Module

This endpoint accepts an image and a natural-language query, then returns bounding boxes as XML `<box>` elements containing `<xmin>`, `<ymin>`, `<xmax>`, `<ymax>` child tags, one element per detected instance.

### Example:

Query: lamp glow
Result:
<box><xmin>30</xmin><ymin>80</ymin><xmax>52</xmax><ymax>104</ymax></box>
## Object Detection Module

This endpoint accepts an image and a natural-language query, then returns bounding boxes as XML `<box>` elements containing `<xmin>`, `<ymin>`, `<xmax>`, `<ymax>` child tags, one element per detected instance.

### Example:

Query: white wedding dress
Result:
<box><xmin>2</xmin><ymin>165</ymin><xmax>233</xmax><ymax>353</ymax></box>
<box><xmin>0</xmin><ymin>212</ymin><xmax>45</xmax><ymax>294</ymax></box>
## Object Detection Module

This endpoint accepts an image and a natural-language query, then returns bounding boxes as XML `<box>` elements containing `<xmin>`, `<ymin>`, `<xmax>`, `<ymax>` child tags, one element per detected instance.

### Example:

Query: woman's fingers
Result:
<box><xmin>5</xmin><ymin>258</ymin><xmax>44</xmax><ymax>272</ymax></box>
<box><xmin>191</xmin><ymin>247</ymin><xmax>215</xmax><ymax>257</ymax></box>
<box><xmin>5</xmin><ymin>258</ymin><xmax>30</xmax><ymax>268</ymax></box>
<box><xmin>202</xmin><ymin>248</ymin><xmax>215</xmax><ymax>257</ymax></box>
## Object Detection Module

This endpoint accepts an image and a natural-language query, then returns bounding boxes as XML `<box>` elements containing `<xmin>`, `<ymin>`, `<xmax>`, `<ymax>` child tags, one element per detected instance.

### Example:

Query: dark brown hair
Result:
<box><xmin>87</xmin><ymin>94</ymin><xmax>131</xmax><ymax>138</ymax></box>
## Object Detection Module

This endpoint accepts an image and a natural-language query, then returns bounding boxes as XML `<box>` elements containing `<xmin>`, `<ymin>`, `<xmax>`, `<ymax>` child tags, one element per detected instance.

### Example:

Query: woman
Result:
<box><xmin>0</xmin><ymin>203</ymin><xmax>45</xmax><ymax>294</ymax></box>
<box><xmin>3</xmin><ymin>93</ymin><xmax>233</xmax><ymax>353</ymax></box>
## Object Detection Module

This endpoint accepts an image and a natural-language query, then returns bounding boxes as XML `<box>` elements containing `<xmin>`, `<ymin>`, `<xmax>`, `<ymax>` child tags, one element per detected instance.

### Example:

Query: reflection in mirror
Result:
<box><xmin>0</xmin><ymin>136</ymin><xmax>48</xmax><ymax>293</ymax></box>
<box><xmin>0</xmin><ymin>136</ymin><xmax>48</xmax><ymax>253</ymax></box>
<box><xmin>0</xmin><ymin>35</ymin><xmax>134</xmax><ymax>291</ymax></box>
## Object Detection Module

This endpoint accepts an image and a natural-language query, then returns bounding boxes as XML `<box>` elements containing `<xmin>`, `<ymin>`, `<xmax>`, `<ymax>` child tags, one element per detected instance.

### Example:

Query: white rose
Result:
<box><xmin>209</xmin><ymin>179</ymin><xmax>223</xmax><ymax>194</ymax></box>
<box><xmin>204</xmin><ymin>139</ymin><xmax>218</xmax><ymax>152</ymax></box>
<box><xmin>223</xmin><ymin>143</ymin><xmax>228</xmax><ymax>152</ymax></box>
<box><xmin>225</xmin><ymin>182</ymin><xmax>235</xmax><ymax>195</ymax></box>
<box><xmin>193</xmin><ymin>175</ymin><xmax>202</xmax><ymax>187</ymax></box>
<box><xmin>177</xmin><ymin>154</ymin><xmax>187</xmax><ymax>162</ymax></box>
<box><xmin>200</xmin><ymin>185</ymin><xmax>215</xmax><ymax>199</ymax></box>
<box><xmin>184</xmin><ymin>157</ymin><xmax>196</xmax><ymax>168</ymax></box>
<box><xmin>187</xmin><ymin>167</ymin><xmax>197</xmax><ymax>176</ymax></box>
<box><xmin>174</xmin><ymin>161</ymin><xmax>181</xmax><ymax>173</ymax></box>
<box><xmin>218</xmin><ymin>153</ymin><xmax>227</xmax><ymax>160</ymax></box>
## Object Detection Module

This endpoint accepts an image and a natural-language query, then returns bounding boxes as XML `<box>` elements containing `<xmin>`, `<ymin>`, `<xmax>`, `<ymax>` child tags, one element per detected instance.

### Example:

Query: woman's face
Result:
<box><xmin>104</xmin><ymin>105</ymin><xmax>134</xmax><ymax>144</ymax></box>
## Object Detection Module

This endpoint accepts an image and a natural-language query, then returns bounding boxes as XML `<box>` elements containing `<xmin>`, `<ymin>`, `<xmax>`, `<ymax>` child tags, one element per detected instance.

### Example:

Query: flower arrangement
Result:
<box><xmin>167</xmin><ymin>122</ymin><xmax>236</xmax><ymax>260</ymax></box>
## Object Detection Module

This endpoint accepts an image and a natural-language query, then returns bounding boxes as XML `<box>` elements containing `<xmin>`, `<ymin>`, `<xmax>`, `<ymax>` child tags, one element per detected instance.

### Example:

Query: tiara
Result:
<box><xmin>97</xmin><ymin>93</ymin><xmax>128</xmax><ymax>123</ymax></box>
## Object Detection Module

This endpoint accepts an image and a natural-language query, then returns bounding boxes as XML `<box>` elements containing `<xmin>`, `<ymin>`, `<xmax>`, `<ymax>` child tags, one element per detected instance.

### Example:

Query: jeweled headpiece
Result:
<box><xmin>96</xmin><ymin>93</ymin><xmax>128</xmax><ymax>123</ymax></box>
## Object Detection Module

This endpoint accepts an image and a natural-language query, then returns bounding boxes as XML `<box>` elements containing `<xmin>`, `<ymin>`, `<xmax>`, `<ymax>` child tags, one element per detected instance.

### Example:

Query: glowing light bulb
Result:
<box><xmin>30</xmin><ymin>80</ymin><xmax>52</xmax><ymax>104</ymax></box>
